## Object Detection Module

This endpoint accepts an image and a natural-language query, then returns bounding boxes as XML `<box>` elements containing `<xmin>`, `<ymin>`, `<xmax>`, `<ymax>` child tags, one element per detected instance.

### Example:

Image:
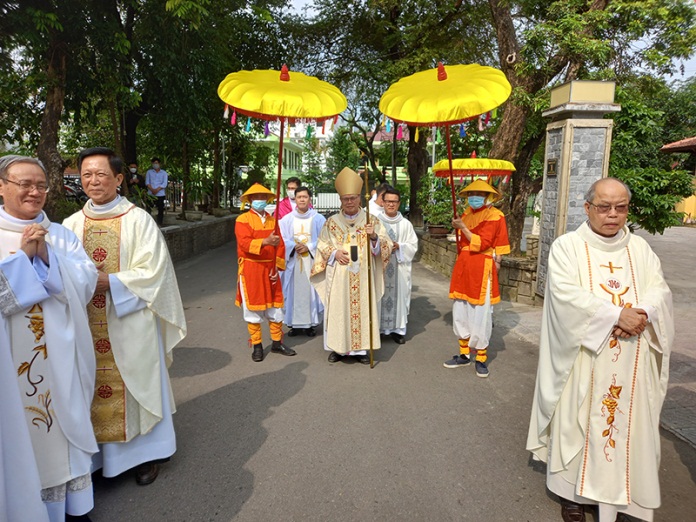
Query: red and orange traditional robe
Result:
<box><xmin>235</xmin><ymin>210</ymin><xmax>286</xmax><ymax>311</ymax></box>
<box><xmin>449</xmin><ymin>206</ymin><xmax>510</xmax><ymax>304</ymax></box>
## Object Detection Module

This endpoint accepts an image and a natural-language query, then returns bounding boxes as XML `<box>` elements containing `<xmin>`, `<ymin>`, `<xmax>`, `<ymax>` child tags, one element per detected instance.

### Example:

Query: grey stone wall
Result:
<box><xmin>567</xmin><ymin>127</ymin><xmax>607</xmax><ymax>232</ymax></box>
<box><xmin>537</xmin><ymin>127</ymin><xmax>563</xmax><ymax>296</ymax></box>
<box><xmin>163</xmin><ymin>215</ymin><xmax>236</xmax><ymax>263</ymax></box>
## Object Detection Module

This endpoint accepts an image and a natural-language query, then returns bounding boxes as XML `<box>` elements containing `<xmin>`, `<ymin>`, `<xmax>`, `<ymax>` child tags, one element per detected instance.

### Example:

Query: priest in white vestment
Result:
<box><xmin>527</xmin><ymin>178</ymin><xmax>674</xmax><ymax>522</ymax></box>
<box><xmin>63</xmin><ymin>147</ymin><xmax>187</xmax><ymax>487</ymax></box>
<box><xmin>279</xmin><ymin>186</ymin><xmax>326</xmax><ymax>337</ymax></box>
<box><xmin>311</xmin><ymin>167</ymin><xmax>392</xmax><ymax>364</ymax></box>
<box><xmin>377</xmin><ymin>186</ymin><xmax>418</xmax><ymax>344</ymax></box>
<box><xmin>0</xmin><ymin>155</ymin><xmax>98</xmax><ymax>521</ymax></box>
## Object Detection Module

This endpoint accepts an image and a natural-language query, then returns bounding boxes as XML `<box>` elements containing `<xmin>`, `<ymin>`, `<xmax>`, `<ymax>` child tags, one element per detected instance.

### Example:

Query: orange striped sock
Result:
<box><xmin>459</xmin><ymin>338</ymin><xmax>470</xmax><ymax>357</ymax></box>
<box><xmin>247</xmin><ymin>323</ymin><xmax>262</xmax><ymax>345</ymax></box>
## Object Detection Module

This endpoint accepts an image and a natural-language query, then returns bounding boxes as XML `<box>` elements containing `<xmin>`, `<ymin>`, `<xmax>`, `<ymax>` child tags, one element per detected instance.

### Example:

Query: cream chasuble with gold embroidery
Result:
<box><xmin>311</xmin><ymin>209</ymin><xmax>392</xmax><ymax>354</ymax></box>
<box><xmin>63</xmin><ymin>198</ymin><xmax>186</xmax><ymax>446</ymax></box>
<box><xmin>0</xmin><ymin>208</ymin><xmax>97</xmax><ymax>515</ymax></box>
<box><xmin>527</xmin><ymin>222</ymin><xmax>673</xmax><ymax>520</ymax></box>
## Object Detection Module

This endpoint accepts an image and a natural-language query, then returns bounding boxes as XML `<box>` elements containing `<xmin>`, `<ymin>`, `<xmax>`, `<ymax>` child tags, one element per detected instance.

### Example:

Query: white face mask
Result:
<box><xmin>129</xmin><ymin>167</ymin><xmax>137</xmax><ymax>174</ymax></box>
<box><xmin>287</xmin><ymin>189</ymin><xmax>296</xmax><ymax>200</ymax></box>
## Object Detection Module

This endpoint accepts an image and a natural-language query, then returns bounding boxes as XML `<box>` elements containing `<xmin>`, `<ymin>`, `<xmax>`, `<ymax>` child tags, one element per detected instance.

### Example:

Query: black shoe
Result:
<box><xmin>252</xmin><ymin>343</ymin><xmax>264</xmax><ymax>362</ymax></box>
<box><xmin>328</xmin><ymin>351</ymin><xmax>342</xmax><ymax>363</ymax></box>
<box><xmin>271</xmin><ymin>340</ymin><xmax>296</xmax><ymax>356</ymax></box>
<box><xmin>287</xmin><ymin>327</ymin><xmax>299</xmax><ymax>337</ymax></box>
<box><xmin>390</xmin><ymin>332</ymin><xmax>405</xmax><ymax>344</ymax></box>
<box><xmin>135</xmin><ymin>462</ymin><xmax>159</xmax><ymax>486</ymax></box>
<box><xmin>356</xmin><ymin>354</ymin><xmax>371</xmax><ymax>365</ymax></box>
<box><xmin>66</xmin><ymin>515</ymin><xmax>92</xmax><ymax>522</ymax></box>
<box><xmin>305</xmin><ymin>326</ymin><xmax>317</xmax><ymax>337</ymax></box>
<box><xmin>560</xmin><ymin>498</ymin><xmax>586</xmax><ymax>522</ymax></box>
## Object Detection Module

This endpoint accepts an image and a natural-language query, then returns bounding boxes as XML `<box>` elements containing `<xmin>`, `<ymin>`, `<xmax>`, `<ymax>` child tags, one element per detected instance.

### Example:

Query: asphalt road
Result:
<box><xmin>89</xmin><ymin>238</ymin><xmax>696</xmax><ymax>522</ymax></box>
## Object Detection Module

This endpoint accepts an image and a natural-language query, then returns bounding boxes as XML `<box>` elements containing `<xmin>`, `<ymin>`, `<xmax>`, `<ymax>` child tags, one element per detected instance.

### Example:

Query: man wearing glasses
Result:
<box><xmin>0</xmin><ymin>155</ymin><xmax>99</xmax><ymax>520</ymax></box>
<box><xmin>311</xmin><ymin>167</ymin><xmax>392</xmax><ymax>364</ymax></box>
<box><xmin>527</xmin><ymin>177</ymin><xmax>674</xmax><ymax>522</ymax></box>
<box><xmin>377</xmin><ymin>186</ymin><xmax>418</xmax><ymax>344</ymax></box>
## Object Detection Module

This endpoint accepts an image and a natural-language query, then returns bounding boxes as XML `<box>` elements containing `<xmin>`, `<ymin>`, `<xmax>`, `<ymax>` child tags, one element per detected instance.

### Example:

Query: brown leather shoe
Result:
<box><xmin>560</xmin><ymin>498</ymin><xmax>585</xmax><ymax>522</ymax></box>
<box><xmin>135</xmin><ymin>462</ymin><xmax>159</xmax><ymax>486</ymax></box>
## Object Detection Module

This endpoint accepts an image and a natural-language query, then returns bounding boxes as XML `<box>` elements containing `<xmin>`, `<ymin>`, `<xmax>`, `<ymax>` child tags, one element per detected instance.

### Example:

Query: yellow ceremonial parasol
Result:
<box><xmin>433</xmin><ymin>156</ymin><xmax>516</xmax><ymax>184</ymax></box>
<box><xmin>218</xmin><ymin>65</ymin><xmax>347</xmax><ymax>226</ymax></box>
<box><xmin>379</xmin><ymin>62</ymin><xmax>511</xmax><ymax>249</ymax></box>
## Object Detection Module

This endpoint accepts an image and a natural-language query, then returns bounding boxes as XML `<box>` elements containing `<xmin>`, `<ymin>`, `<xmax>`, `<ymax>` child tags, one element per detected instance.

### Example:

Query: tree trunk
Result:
<box><xmin>38</xmin><ymin>37</ymin><xmax>68</xmax><ymax>220</ymax></box>
<box><xmin>407</xmin><ymin>125</ymin><xmax>429</xmax><ymax>228</ymax></box>
<box><xmin>181</xmin><ymin>138</ymin><xmax>190</xmax><ymax>215</ymax></box>
<box><xmin>212</xmin><ymin>131</ymin><xmax>221</xmax><ymax>211</ymax></box>
<box><xmin>123</xmin><ymin>108</ymin><xmax>143</xmax><ymax>164</ymax></box>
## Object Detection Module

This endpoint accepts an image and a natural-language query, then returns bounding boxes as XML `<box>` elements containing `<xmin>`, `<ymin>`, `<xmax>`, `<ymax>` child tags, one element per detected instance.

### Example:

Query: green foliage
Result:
<box><xmin>327</xmin><ymin>127</ymin><xmax>361</xmax><ymax>174</ymax></box>
<box><xmin>613</xmin><ymin>167</ymin><xmax>695</xmax><ymax>234</ymax></box>
<box><xmin>46</xmin><ymin>198</ymin><xmax>82</xmax><ymax>223</ymax></box>
<box><xmin>416</xmin><ymin>171</ymin><xmax>457</xmax><ymax>226</ymax></box>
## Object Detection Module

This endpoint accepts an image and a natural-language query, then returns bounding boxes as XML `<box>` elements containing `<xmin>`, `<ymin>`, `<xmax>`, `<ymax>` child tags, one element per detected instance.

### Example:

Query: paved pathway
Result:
<box><xmin>88</xmin><ymin>225</ymin><xmax>696</xmax><ymax>521</ymax></box>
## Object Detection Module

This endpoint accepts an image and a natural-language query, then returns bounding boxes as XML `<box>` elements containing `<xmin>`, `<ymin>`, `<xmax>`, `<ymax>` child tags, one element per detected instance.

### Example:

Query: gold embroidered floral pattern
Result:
<box><xmin>26</xmin><ymin>391</ymin><xmax>53</xmax><ymax>431</ymax></box>
<box><xmin>601</xmin><ymin>375</ymin><xmax>624</xmax><ymax>462</ymax></box>
<box><xmin>17</xmin><ymin>303</ymin><xmax>53</xmax><ymax>432</ymax></box>
<box><xmin>25</xmin><ymin>303</ymin><xmax>45</xmax><ymax>342</ymax></box>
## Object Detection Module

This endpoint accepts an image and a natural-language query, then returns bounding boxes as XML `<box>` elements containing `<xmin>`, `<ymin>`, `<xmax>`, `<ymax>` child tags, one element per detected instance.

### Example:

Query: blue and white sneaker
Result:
<box><xmin>443</xmin><ymin>354</ymin><xmax>471</xmax><ymax>368</ymax></box>
<box><xmin>475</xmin><ymin>361</ymin><xmax>489</xmax><ymax>378</ymax></box>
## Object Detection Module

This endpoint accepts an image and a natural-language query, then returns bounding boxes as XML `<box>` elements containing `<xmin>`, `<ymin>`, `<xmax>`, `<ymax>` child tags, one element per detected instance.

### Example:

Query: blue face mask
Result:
<box><xmin>251</xmin><ymin>200</ymin><xmax>268</xmax><ymax>212</ymax></box>
<box><xmin>468</xmin><ymin>195</ymin><xmax>486</xmax><ymax>209</ymax></box>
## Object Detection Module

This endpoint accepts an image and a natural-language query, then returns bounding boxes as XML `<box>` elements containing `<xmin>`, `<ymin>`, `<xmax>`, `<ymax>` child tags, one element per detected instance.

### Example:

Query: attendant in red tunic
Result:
<box><xmin>235</xmin><ymin>183</ymin><xmax>296</xmax><ymax>361</ymax></box>
<box><xmin>443</xmin><ymin>179</ymin><xmax>510</xmax><ymax>378</ymax></box>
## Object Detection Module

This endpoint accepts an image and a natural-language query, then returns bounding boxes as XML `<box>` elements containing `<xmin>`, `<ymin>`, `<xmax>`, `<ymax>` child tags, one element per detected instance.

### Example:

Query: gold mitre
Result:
<box><xmin>335</xmin><ymin>167</ymin><xmax>363</xmax><ymax>196</ymax></box>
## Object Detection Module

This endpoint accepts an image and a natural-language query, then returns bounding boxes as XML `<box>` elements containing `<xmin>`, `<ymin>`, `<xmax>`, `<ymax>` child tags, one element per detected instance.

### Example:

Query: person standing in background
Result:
<box><xmin>145</xmin><ymin>157</ymin><xmax>168</xmax><ymax>226</ymax></box>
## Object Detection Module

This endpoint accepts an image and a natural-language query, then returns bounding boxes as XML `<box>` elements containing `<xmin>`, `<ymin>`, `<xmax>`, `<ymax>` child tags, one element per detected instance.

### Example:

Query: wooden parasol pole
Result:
<box><xmin>445</xmin><ymin>125</ymin><xmax>462</xmax><ymax>252</ymax></box>
<box><xmin>364</xmin><ymin>156</ymin><xmax>375</xmax><ymax>368</ymax></box>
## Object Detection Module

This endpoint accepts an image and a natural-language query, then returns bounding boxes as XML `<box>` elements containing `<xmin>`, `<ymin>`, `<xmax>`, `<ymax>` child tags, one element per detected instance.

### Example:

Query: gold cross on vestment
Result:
<box><xmin>600</xmin><ymin>262</ymin><xmax>622</xmax><ymax>273</ymax></box>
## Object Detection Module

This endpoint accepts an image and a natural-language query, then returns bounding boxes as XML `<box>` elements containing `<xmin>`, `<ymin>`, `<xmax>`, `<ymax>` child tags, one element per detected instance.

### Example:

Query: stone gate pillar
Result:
<box><xmin>535</xmin><ymin>81</ymin><xmax>621</xmax><ymax>298</ymax></box>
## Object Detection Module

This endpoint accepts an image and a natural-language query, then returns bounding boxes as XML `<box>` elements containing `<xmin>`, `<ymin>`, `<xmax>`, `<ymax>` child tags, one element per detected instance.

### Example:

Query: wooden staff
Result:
<box><xmin>364</xmin><ymin>157</ymin><xmax>375</xmax><ymax>368</ymax></box>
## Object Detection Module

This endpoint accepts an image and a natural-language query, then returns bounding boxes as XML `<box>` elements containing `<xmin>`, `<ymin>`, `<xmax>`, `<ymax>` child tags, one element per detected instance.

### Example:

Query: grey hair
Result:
<box><xmin>0</xmin><ymin>155</ymin><xmax>47</xmax><ymax>179</ymax></box>
<box><xmin>584</xmin><ymin>177</ymin><xmax>632</xmax><ymax>203</ymax></box>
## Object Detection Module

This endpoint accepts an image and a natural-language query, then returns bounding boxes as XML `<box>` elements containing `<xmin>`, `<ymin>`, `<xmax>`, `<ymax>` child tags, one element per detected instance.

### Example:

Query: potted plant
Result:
<box><xmin>417</xmin><ymin>171</ymin><xmax>456</xmax><ymax>237</ymax></box>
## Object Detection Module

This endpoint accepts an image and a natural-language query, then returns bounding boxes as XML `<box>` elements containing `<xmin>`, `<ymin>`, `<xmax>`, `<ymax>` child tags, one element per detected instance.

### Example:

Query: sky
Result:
<box><xmin>286</xmin><ymin>0</ymin><xmax>695</xmax><ymax>81</ymax></box>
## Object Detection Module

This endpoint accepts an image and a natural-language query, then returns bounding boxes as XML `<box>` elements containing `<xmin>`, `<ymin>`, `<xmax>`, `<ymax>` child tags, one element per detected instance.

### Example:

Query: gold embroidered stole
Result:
<box><xmin>578</xmin><ymin>243</ymin><xmax>641</xmax><ymax>504</ymax></box>
<box><xmin>84</xmin><ymin>216</ymin><xmax>127</xmax><ymax>442</ymax></box>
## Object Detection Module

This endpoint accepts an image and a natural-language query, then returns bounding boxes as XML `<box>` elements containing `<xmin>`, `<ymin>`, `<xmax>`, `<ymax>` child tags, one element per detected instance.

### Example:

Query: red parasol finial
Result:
<box><xmin>437</xmin><ymin>62</ymin><xmax>447</xmax><ymax>81</ymax></box>
<box><xmin>280</xmin><ymin>64</ymin><xmax>290</xmax><ymax>81</ymax></box>
<box><xmin>470</xmin><ymin>150</ymin><xmax>477</xmax><ymax>158</ymax></box>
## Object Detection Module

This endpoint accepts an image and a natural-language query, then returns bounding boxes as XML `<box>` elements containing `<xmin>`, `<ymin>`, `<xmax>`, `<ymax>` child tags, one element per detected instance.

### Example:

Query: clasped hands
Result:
<box><xmin>21</xmin><ymin>224</ymin><xmax>49</xmax><ymax>264</ymax></box>
<box><xmin>613</xmin><ymin>307</ymin><xmax>648</xmax><ymax>339</ymax></box>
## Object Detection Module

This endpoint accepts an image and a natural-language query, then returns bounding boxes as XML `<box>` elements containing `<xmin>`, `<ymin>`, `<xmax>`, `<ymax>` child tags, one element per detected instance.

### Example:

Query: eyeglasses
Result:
<box><xmin>383</xmin><ymin>200</ymin><xmax>400</xmax><ymax>205</ymax></box>
<box><xmin>588</xmin><ymin>203</ymin><xmax>629</xmax><ymax>214</ymax></box>
<box><xmin>1</xmin><ymin>178</ymin><xmax>49</xmax><ymax>193</ymax></box>
<box><xmin>340</xmin><ymin>196</ymin><xmax>360</xmax><ymax>202</ymax></box>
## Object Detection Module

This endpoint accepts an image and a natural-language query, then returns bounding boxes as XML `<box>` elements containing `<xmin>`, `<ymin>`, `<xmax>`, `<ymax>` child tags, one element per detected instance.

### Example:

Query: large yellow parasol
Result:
<box><xmin>379</xmin><ymin>63</ymin><xmax>511</xmax><ymax>127</ymax></box>
<box><xmin>218</xmin><ymin>65</ymin><xmax>347</xmax><ymax>226</ymax></box>
<box><xmin>379</xmin><ymin>62</ymin><xmax>511</xmax><ymax>249</ymax></box>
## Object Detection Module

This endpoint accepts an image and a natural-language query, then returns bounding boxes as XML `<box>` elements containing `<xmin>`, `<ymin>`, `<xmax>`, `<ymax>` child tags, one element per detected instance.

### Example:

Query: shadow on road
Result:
<box><xmin>169</xmin><ymin>346</ymin><xmax>232</xmax><ymax>378</ymax></box>
<box><xmin>91</xmin><ymin>361</ymin><xmax>309</xmax><ymax>521</ymax></box>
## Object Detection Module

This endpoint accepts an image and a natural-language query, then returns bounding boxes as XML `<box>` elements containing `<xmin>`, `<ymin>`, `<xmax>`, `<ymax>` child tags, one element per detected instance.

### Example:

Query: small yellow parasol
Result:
<box><xmin>218</xmin><ymin>65</ymin><xmax>347</xmax><ymax>227</ymax></box>
<box><xmin>379</xmin><ymin>62</ymin><xmax>511</xmax><ymax>250</ymax></box>
<box><xmin>433</xmin><ymin>156</ymin><xmax>516</xmax><ymax>184</ymax></box>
